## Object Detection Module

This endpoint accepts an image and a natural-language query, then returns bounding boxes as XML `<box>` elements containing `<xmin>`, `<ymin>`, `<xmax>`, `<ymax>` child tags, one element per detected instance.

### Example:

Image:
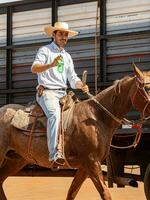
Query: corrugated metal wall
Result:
<box><xmin>107</xmin><ymin>0</ymin><xmax>150</xmax><ymax>81</ymax></box>
<box><xmin>107</xmin><ymin>0</ymin><xmax>150</xmax><ymax>34</ymax></box>
<box><xmin>0</xmin><ymin>13</ymin><xmax>6</xmax><ymax>46</ymax></box>
<box><xmin>12</xmin><ymin>47</ymin><xmax>38</xmax><ymax>89</ymax></box>
<box><xmin>0</xmin><ymin>13</ymin><xmax>6</xmax><ymax>93</ymax></box>
<box><xmin>0</xmin><ymin>50</ymin><xmax>6</xmax><ymax>90</ymax></box>
<box><xmin>13</xmin><ymin>8</ymin><xmax>52</xmax><ymax>44</ymax></box>
<box><xmin>0</xmin><ymin>0</ymin><xmax>150</xmax><ymax>107</ymax></box>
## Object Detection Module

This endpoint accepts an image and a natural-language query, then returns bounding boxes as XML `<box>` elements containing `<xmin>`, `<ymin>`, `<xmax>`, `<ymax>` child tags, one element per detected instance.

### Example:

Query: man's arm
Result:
<box><xmin>31</xmin><ymin>55</ymin><xmax>62</xmax><ymax>73</ymax></box>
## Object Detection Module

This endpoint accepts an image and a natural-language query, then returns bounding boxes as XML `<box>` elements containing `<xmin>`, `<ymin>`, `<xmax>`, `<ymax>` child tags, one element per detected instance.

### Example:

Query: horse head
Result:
<box><xmin>93</xmin><ymin>64</ymin><xmax>150</xmax><ymax>127</ymax></box>
<box><xmin>130</xmin><ymin>64</ymin><xmax>150</xmax><ymax>118</ymax></box>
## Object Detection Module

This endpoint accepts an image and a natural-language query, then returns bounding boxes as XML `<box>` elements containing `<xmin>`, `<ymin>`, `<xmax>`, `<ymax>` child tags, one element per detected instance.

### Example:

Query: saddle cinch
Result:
<box><xmin>11</xmin><ymin>91</ymin><xmax>79</xmax><ymax>136</ymax></box>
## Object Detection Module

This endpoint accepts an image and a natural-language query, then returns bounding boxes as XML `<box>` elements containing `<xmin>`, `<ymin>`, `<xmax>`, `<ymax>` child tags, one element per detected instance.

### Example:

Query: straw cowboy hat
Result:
<box><xmin>44</xmin><ymin>22</ymin><xmax>78</xmax><ymax>38</ymax></box>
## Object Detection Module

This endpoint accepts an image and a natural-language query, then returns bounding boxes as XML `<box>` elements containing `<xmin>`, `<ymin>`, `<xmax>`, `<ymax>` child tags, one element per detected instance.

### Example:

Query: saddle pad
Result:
<box><xmin>11</xmin><ymin>104</ymin><xmax>75</xmax><ymax>137</ymax></box>
<box><xmin>11</xmin><ymin>109</ymin><xmax>46</xmax><ymax>136</ymax></box>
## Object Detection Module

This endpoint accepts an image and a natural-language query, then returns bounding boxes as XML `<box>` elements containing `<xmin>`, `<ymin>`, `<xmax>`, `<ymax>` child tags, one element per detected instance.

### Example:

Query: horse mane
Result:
<box><xmin>95</xmin><ymin>75</ymin><xmax>132</xmax><ymax>99</ymax></box>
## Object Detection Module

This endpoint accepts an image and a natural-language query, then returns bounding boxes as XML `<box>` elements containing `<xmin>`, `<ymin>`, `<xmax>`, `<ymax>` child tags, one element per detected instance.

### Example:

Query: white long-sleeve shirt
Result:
<box><xmin>32</xmin><ymin>42</ymin><xmax>80</xmax><ymax>89</ymax></box>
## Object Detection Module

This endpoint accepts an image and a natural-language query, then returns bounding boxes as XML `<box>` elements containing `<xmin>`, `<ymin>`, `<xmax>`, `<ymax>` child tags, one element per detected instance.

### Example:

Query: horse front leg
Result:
<box><xmin>87</xmin><ymin>161</ymin><xmax>112</xmax><ymax>200</ymax></box>
<box><xmin>66</xmin><ymin>168</ymin><xmax>87</xmax><ymax>200</ymax></box>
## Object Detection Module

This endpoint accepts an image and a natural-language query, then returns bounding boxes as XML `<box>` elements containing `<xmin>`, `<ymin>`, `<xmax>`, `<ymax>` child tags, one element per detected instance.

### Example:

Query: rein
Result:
<box><xmin>90</xmin><ymin>97</ymin><xmax>143</xmax><ymax>149</ymax></box>
<box><xmin>88</xmin><ymin>77</ymin><xmax>150</xmax><ymax>149</ymax></box>
<box><xmin>91</xmin><ymin>97</ymin><xmax>130</xmax><ymax>125</ymax></box>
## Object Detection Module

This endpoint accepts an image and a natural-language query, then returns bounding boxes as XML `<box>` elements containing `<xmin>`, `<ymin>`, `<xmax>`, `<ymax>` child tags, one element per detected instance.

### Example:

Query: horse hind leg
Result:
<box><xmin>87</xmin><ymin>161</ymin><xmax>112</xmax><ymax>200</ymax></box>
<box><xmin>66</xmin><ymin>168</ymin><xmax>88</xmax><ymax>200</ymax></box>
<box><xmin>0</xmin><ymin>155</ymin><xmax>27</xmax><ymax>200</ymax></box>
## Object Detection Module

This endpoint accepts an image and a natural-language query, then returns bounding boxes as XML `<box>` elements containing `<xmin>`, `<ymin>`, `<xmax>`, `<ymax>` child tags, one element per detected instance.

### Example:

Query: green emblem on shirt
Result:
<box><xmin>57</xmin><ymin>57</ymin><xmax>64</xmax><ymax>73</ymax></box>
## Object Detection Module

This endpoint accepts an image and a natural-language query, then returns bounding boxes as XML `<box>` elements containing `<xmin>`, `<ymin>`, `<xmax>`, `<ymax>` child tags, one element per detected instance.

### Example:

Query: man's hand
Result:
<box><xmin>81</xmin><ymin>84</ymin><xmax>89</xmax><ymax>93</ymax></box>
<box><xmin>75</xmin><ymin>81</ymin><xmax>89</xmax><ymax>93</ymax></box>
<box><xmin>51</xmin><ymin>55</ymin><xmax>63</xmax><ymax>67</ymax></box>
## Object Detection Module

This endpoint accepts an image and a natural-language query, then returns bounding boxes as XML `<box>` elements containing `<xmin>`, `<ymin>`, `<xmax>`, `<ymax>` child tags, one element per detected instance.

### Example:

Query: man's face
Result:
<box><xmin>53</xmin><ymin>31</ymin><xmax>69</xmax><ymax>48</ymax></box>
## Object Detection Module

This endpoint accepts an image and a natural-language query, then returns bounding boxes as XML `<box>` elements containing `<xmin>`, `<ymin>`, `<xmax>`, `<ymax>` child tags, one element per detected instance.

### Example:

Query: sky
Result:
<box><xmin>0</xmin><ymin>0</ymin><xmax>22</xmax><ymax>4</ymax></box>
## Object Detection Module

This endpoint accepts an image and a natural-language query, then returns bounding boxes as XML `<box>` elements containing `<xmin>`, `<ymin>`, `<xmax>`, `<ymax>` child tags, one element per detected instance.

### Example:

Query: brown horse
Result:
<box><xmin>0</xmin><ymin>65</ymin><xmax>150</xmax><ymax>200</ymax></box>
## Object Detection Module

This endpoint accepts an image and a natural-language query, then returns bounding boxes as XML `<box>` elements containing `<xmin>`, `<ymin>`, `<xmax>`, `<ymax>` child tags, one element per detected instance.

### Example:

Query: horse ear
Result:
<box><xmin>132</xmin><ymin>63</ymin><xmax>144</xmax><ymax>83</ymax></box>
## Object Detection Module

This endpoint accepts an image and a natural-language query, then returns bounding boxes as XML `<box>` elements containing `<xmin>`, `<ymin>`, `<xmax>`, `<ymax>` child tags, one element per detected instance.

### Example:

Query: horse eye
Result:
<box><xmin>145</xmin><ymin>87</ymin><xmax>150</xmax><ymax>93</ymax></box>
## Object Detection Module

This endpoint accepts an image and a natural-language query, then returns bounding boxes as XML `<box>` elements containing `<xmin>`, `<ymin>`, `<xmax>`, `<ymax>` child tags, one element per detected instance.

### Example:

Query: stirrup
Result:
<box><xmin>54</xmin><ymin>152</ymin><xmax>65</xmax><ymax>166</ymax></box>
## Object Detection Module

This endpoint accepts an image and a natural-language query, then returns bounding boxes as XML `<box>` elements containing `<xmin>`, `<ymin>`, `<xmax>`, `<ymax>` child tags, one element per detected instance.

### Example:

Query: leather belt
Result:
<box><xmin>45</xmin><ymin>88</ymin><xmax>66</xmax><ymax>91</ymax></box>
<box><xmin>37</xmin><ymin>85</ymin><xmax>66</xmax><ymax>97</ymax></box>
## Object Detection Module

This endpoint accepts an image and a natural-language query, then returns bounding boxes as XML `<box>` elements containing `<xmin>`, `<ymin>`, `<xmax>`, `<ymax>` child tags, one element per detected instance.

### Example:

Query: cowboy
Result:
<box><xmin>31</xmin><ymin>22</ymin><xmax>89</xmax><ymax>165</ymax></box>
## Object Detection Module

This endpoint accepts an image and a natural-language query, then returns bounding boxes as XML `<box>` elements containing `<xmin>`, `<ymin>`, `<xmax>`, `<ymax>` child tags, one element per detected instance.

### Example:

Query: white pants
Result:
<box><xmin>36</xmin><ymin>90</ymin><xmax>66</xmax><ymax>159</ymax></box>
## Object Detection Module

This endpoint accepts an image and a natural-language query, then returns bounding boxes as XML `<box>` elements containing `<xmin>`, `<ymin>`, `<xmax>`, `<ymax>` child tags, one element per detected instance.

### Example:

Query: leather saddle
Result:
<box><xmin>11</xmin><ymin>91</ymin><xmax>78</xmax><ymax>137</ymax></box>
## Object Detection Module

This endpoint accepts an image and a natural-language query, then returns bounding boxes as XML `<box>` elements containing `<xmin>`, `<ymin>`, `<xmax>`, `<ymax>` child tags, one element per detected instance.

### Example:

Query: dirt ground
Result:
<box><xmin>4</xmin><ymin>176</ymin><xmax>146</xmax><ymax>200</ymax></box>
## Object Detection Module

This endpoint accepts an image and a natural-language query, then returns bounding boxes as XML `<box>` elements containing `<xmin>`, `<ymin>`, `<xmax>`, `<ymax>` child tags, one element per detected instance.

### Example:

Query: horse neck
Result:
<box><xmin>95</xmin><ymin>77</ymin><xmax>135</xmax><ymax>121</ymax></box>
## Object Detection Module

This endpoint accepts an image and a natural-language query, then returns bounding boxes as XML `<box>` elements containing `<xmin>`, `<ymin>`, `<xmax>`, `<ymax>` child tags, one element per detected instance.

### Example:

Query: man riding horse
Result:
<box><xmin>31</xmin><ymin>22</ymin><xmax>89</xmax><ymax>165</ymax></box>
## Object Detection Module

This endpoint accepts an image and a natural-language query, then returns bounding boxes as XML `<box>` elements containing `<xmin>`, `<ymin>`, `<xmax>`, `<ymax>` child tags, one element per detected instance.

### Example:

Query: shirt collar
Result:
<box><xmin>51</xmin><ymin>42</ymin><xmax>65</xmax><ymax>53</ymax></box>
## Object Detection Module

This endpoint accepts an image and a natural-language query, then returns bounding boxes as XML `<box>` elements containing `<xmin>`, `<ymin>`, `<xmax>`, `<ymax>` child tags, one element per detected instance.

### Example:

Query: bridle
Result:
<box><xmin>88</xmin><ymin>76</ymin><xmax>150</xmax><ymax>149</ymax></box>
<box><xmin>89</xmin><ymin>77</ymin><xmax>150</xmax><ymax>124</ymax></box>
<box><xmin>131</xmin><ymin>76</ymin><xmax>150</xmax><ymax>119</ymax></box>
